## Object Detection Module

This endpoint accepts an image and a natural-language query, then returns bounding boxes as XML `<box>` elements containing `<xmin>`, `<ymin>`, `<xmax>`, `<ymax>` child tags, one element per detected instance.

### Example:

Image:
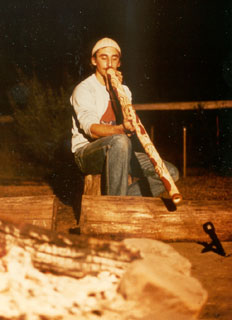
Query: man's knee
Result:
<box><xmin>164</xmin><ymin>161</ymin><xmax>179</xmax><ymax>182</ymax></box>
<box><xmin>110</xmin><ymin>134</ymin><xmax>132</xmax><ymax>153</ymax></box>
<box><xmin>171</xmin><ymin>165</ymin><xmax>179</xmax><ymax>182</ymax></box>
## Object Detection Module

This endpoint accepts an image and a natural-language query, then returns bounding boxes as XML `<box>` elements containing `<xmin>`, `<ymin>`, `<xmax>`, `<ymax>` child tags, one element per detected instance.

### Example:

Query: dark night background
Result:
<box><xmin>0</xmin><ymin>0</ymin><xmax>232</xmax><ymax>173</ymax></box>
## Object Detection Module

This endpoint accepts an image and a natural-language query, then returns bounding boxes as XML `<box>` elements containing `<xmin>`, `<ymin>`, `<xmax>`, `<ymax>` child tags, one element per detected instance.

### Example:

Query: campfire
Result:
<box><xmin>0</xmin><ymin>219</ymin><xmax>207</xmax><ymax>319</ymax></box>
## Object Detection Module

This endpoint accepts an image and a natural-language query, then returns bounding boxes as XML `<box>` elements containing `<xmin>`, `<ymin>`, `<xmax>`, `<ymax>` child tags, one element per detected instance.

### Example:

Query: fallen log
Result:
<box><xmin>0</xmin><ymin>195</ymin><xmax>57</xmax><ymax>230</ymax></box>
<box><xmin>80</xmin><ymin>195</ymin><xmax>232</xmax><ymax>241</ymax></box>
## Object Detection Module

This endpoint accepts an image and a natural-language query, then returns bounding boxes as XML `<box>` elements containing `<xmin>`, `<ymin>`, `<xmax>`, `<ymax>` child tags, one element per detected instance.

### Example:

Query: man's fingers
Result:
<box><xmin>116</xmin><ymin>71</ymin><xmax>123</xmax><ymax>83</ymax></box>
<box><xmin>123</xmin><ymin>120</ymin><xmax>135</xmax><ymax>133</ymax></box>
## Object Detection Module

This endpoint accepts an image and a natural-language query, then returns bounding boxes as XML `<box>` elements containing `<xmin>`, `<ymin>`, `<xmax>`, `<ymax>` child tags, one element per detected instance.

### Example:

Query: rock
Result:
<box><xmin>119</xmin><ymin>238</ymin><xmax>208</xmax><ymax>319</ymax></box>
<box><xmin>123</xmin><ymin>238</ymin><xmax>192</xmax><ymax>275</ymax></box>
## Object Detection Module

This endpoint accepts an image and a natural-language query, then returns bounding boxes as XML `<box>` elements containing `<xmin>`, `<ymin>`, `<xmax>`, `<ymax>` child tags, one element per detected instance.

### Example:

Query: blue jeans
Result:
<box><xmin>74</xmin><ymin>134</ymin><xmax>179</xmax><ymax>196</ymax></box>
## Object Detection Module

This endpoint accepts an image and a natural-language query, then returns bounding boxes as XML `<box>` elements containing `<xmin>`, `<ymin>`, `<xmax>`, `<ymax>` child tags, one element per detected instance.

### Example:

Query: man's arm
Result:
<box><xmin>90</xmin><ymin>123</ymin><xmax>125</xmax><ymax>139</ymax></box>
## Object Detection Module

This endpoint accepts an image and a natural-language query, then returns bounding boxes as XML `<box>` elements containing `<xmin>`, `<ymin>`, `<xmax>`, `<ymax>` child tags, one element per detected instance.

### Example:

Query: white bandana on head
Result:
<box><xmin>92</xmin><ymin>37</ymin><xmax>121</xmax><ymax>56</ymax></box>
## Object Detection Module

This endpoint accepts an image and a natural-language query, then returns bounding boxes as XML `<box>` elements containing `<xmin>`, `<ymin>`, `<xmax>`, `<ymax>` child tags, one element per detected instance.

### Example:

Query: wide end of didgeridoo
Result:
<box><xmin>171</xmin><ymin>193</ymin><xmax>182</xmax><ymax>205</ymax></box>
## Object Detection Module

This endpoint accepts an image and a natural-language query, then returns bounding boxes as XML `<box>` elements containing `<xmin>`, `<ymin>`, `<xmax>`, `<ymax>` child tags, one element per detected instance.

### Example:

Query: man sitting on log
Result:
<box><xmin>70</xmin><ymin>37</ymin><xmax>179</xmax><ymax>196</ymax></box>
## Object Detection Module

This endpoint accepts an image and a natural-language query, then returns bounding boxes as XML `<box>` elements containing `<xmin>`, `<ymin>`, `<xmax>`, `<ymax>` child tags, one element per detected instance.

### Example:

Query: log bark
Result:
<box><xmin>0</xmin><ymin>218</ymin><xmax>140</xmax><ymax>278</ymax></box>
<box><xmin>80</xmin><ymin>195</ymin><xmax>232</xmax><ymax>241</ymax></box>
<box><xmin>0</xmin><ymin>195</ymin><xmax>57</xmax><ymax>230</ymax></box>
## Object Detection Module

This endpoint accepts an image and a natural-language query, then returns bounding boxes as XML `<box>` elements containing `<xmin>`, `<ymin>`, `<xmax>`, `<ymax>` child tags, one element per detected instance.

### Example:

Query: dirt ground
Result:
<box><xmin>0</xmin><ymin>170</ymin><xmax>232</xmax><ymax>320</ymax></box>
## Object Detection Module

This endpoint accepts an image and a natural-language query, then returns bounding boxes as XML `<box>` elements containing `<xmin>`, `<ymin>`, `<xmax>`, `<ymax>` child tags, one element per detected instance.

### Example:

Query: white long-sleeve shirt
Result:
<box><xmin>70</xmin><ymin>73</ymin><xmax>132</xmax><ymax>153</ymax></box>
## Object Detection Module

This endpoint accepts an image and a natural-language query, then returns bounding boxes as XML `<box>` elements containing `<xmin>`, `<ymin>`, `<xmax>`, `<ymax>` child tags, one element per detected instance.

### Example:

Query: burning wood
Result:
<box><xmin>0</xmin><ymin>218</ymin><xmax>207</xmax><ymax>319</ymax></box>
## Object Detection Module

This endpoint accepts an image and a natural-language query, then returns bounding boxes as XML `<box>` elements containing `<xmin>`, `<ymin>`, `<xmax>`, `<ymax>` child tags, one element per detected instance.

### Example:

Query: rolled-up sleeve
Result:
<box><xmin>70</xmin><ymin>83</ymin><xmax>100</xmax><ymax>138</ymax></box>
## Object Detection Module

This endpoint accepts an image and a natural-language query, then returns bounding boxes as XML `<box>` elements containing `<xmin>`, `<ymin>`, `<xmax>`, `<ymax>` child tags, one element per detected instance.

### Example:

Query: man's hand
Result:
<box><xmin>115</xmin><ymin>70</ymin><xmax>123</xmax><ymax>83</ymax></box>
<box><xmin>105</xmin><ymin>69</ymin><xmax>123</xmax><ymax>91</ymax></box>
<box><xmin>123</xmin><ymin>119</ymin><xmax>136</xmax><ymax>136</ymax></box>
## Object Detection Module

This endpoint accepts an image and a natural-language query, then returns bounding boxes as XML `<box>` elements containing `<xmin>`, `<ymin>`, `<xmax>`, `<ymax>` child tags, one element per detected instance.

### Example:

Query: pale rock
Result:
<box><xmin>123</xmin><ymin>238</ymin><xmax>192</xmax><ymax>275</ymax></box>
<box><xmin>119</xmin><ymin>238</ymin><xmax>208</xmax><ymax>319</ymax></box>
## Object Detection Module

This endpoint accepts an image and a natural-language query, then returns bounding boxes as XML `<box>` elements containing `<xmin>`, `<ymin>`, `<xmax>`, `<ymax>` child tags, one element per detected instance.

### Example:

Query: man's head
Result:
<box><xmin>91</xmin><ymin>38</ymin><xmax>121</xmax><ymax>84</ymax></box>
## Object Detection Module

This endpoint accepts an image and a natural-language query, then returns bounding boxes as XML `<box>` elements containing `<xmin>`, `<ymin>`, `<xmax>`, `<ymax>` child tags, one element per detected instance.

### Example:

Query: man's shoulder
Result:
<box><xmin>77</xmin><ymin>74</ymin><xmax>97</xmax><ymax>89</ymax></box>
<box><xmin>71</xmin><ymin>74</ymin><xmax>97</xmax><ymax>98</ymax></box>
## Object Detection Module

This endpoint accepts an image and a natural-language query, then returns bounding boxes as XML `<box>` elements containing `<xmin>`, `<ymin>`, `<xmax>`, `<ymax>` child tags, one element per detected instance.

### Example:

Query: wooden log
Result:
<box><xmin>83</xmin><ymin>174</ymin><xmax>101</xmax><ymax>195</ymax></box>
<box><xmin>0</xmin><ymin>195</ymin><xmax>57</xmax><ymax>231</ymax></box>
<box><xmin>0</xmin><ymin>218</ymin><xmax>140</xmax><ymax>278</ymax></box>
<box><xmin>80</xmin><ymin>195</ymin><xmax>232</xmax><ymax>242</ymax></box>
<box><xmin>83</xmin><ymin>174</ymin><xmax>133</xmax><ymax>195</ymax></box>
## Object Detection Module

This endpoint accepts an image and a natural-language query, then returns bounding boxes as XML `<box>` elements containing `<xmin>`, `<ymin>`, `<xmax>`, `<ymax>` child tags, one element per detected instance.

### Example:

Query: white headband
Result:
<box><xmin>92</xmin><ymin>37</ymin><xmax>121</xmax><ymax>56</ymax></box>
